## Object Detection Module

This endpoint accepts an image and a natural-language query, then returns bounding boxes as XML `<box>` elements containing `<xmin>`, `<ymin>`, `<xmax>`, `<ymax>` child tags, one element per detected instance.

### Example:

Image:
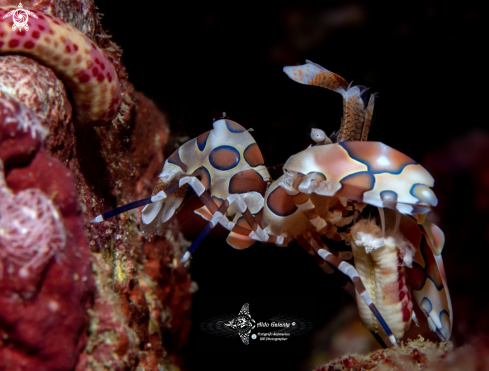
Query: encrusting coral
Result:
<box><xmin>0</xmin><ymin>180</ymin><xmax>66</xmax><ymax>280</ymax></box>
<box><xmin>0</xmin><ymin>88</ymin><xmax>94</xmax><ymax>369</ymax></box>
<box><xmin>320</xmin><ymin>337</ymin><xmax>452</xmax><ymax>370</ymax></box>
<box><xmin>315</xmin><ymin>336</ymin><xmax>489</xmax><ymax>371</ymax></box>
<box><xmin>2</xmin><ymin>1</ymin><xmax>480</xmax><ymax>370</ymax></box>
<box><xmin>0</xmin><ymin>91</ymin><xmax>62</xmax><ymax>279</ymax></box>
<box><xmin>0</xmin><ymin>0</ymin><xmax>192</xmax><ymax>370</ymax></box>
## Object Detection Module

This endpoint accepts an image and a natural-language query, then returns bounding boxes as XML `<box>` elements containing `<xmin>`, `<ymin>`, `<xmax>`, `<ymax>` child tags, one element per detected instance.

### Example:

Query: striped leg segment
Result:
<box><xmin>240</xmin><ymin>208</ymin><xmax>269</xmax><ymax>242</ymax></box>
<box><xmin>297</xmin><ymin>235</ymin><xmax>388</xmax><ymax>348</ymax></box>
<box><xmin>279</xmin><ymin>179</ymin><xmax>352</xmax><ymax>257</ymax></box>
<box><xmin>296</xmin><ymin>237</ymin><xmax>356</xmax><ymax>298</ymax></box>
<box><xmin>290</xmin><ymin>191</ymin><xmax>328</xmax><ymax>231</ymax></box>
<box><xmin>305</xmin><ymin>233</ymin><xmax>398</xmax><ymax>347</ymax></box>
<box><xmin>91</xmin><ymin>176</ymin><xmax>216</xmax><ymax>223</ymax></box>
<box><xmin>180</xmin><ymin>193</ymin><xmax>286</xmax><ymax>263</ymax></box>
<box><xmin>225</xmin><ymin>194</ymin><xmax>286</xmax><ymax>246</ymax></box>
<box><xmin>290</xmin><ymin>189</ymin><xmax>352</xmax><ymax>261</ymax></box>
<box><xmin>180</xmin><ymin>198</ymin><xmax>231</xmax><ymax>263</ymax></box>
<box><xmin>279</xmin><ymin>178</ymin><xmax>328</xmax><ymax>233</ymax></box>
<box><xmin>296</xmin><ymin>236</ymin><xmax>334</xmax><ymax>274</ymax></box>
<box><xmin>90</xmin><ymin>182</ymin><xmax>181</xmax><ymax>222</ymax></box>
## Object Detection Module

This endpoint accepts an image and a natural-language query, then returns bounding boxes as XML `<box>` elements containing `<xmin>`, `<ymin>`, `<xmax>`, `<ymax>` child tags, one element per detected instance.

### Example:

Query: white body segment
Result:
<box><xmin>90</xmin><ymin>60</ymin><xmax>452</xmax><ymax>346</ymax></box>
<box><xmin>351</xmin><ymin>220</ymin><xmax>414</xmax><ymax>339</ymax></box>
<box><xmin>141</xmin><ymin>119</ymin><xmax>271</xmax><ymax>243</ymax></box>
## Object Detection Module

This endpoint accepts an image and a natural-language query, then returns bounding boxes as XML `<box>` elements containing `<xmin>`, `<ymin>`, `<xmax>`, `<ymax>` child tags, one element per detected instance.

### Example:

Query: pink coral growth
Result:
<box><xmin>0</xmin><ymin>164</ymin><xmax>65</xmax><ymax>279</ymax></box>
<box><xmin>0</xmin><ymin>92</ymin><xmax>48</xmax><ymax>141</ymax></box>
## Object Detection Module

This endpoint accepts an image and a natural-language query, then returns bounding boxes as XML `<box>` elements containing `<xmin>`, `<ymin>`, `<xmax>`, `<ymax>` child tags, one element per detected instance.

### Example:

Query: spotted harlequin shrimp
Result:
<box><xmin>92</xmin><ymin>60</ymin><xmax>452</xmax><ymax>347</ymax></box>
<box><xmin>138</xmin><ymin>116</ymin><xmax>274</xmax><ymax>252</ymax></box>
<box><xmin>0</xmin><ymin>5</ymin><xmax>121</xmax><ymax>125</ymax></box>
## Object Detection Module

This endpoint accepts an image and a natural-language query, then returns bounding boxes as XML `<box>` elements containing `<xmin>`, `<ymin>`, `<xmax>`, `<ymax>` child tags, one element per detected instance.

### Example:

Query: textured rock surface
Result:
<box><xmin>0</xmin><ymin>0</ymin><xmax>192</xmax><ymax>370</ymax></box>
<box><xmin>315</xmin><ymin>337</ymin><xmax>489</xmax><ymax>371</ymax></box>
<box><xmin>0</xmin><ymin>55</ymin><xmax>71</xmax><ymax>130</ymax></box>
<box><xmin>0</xmin><ymin>98</ymin><xmax>93</xmax><ymax>370</ymax></box>
<box><xmin>315</xmin><ymin>337</ymin><xmax>450</xmax><ymax>370</ymax></box>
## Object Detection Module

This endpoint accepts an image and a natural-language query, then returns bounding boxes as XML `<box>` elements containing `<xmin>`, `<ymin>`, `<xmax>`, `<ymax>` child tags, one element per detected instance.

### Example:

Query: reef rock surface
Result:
<box><xmin>316</xmin><ymin>337</ymin><xmax>489</xmax><ymax>371</ymax></box>
<box><xmin>0</xmin><ymin>0</ymin><xmax>192</xmax><ymax>370</ymax></box>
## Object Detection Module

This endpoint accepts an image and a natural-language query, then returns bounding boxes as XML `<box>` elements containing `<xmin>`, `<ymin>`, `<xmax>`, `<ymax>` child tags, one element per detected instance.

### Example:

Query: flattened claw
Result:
<box><xmin>141</xmin><ymin>201</ymin><xmax>163</xmax><ymax>224</ymax></box>
<box><xmin>422</xmin><ymin>221</ymin><xmax>445</xmax><ymax>256</ymax></box>
<box><xmin>314</xmin><ymin>181</ymin><xmax>342</xmax><ymax>197</ymax></box>
<box><xmin>419</xmin><ymin>296</ymin><xmax>451</xmax><ymax>341</ymax></box>
<box><xmin>298</xmin><ymin>172</ymin><xmax>326</xmax><ymax>194</ymax></box>
<box><xmin>142</xmin><ymin>196</ymin><xmax>181</xmax><ymax>225</ymax></box>
<box><xmin>410</xmin><ymin>224</ymin><xmax>453</xmax><ymax>341</ymax></box>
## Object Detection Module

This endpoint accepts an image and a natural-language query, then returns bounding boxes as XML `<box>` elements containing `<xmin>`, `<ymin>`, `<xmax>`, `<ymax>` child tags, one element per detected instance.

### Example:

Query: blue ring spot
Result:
<box><xmin>225</xmin><ymin>120</ymin><xmax>246</xmax><ymax>133</ymax></box>
<box><xmin>410</xmin><ymin>183</ymin><xmax>437</xmax><ymax>206</ymax></box>
<box><xmin>339</xmin><ymin>142</ymin><xmax>417</xmax><ymax>175</ymax></box>
<box><xmin>197</xmin><ymin>132</ymin><xmax>210</xmax><ymax>151</ymax></box>
<box><xmin>421</xmin><ymin>297</ymin><xmax>433</xmax><ymax>313</ymax></box>
<box><xmin>419</xmin><ymin>237</ymin><xmax>444</xmax><ymax>291</ymax></box>
<box><xmin>380</xmin><ymin>190</ymin><xmax>398</xmax><ymax>202</ymax></box>
<box><xmin>440</xmin><ymin>309</ymin><xmax>449</xmax><ymax>323</ymax></box>
<box><xmin>340</xmin><ymin>171</ymin><xmax>375</xmax><ymax>188</ymax></box>
<box><xmin>209</xmin><ymin>145</ymin><xmax>241</xmax><ymax>171</ymax></box>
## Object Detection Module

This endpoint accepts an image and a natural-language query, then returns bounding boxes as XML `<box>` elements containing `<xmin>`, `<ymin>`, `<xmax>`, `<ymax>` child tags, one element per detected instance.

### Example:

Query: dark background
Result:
<box><xmin>95</xmin><ymin>1</ymin><xmax>487</xmax><ymax>370</ymax></box>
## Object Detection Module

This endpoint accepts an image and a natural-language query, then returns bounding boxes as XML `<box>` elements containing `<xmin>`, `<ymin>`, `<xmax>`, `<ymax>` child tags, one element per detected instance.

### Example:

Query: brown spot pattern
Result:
<box><xmin>225</xmin><ymin>119</ymin><xmax>246</xmax><ymax>133</ymax></box>
<box><xmin>341</xmin><ymin>142</ymin><xmax>417</xmax><ymax>173</ymax></box>
<box><xmin>243</xmin><ymin>143</ymin><xmax>265</xmax><ymax>167</ymax></box>
<box><xmin>337</xmin><ymin>172</ymin><xmax>374</xmax><ymax>200</ymax></box>
<box><xmin>228</xmin><ymin>169</ymin><xmax>267</xmax><ymax>195</ymax></box>
<box><xmin>362</xmin><ymin>94</ymin><xmax>376</xmax><ymax>141</ymax></box>
<box><xmin>209</xmin><ymin>146</ymin><xmax>240</xmax><ymax>171</ymax></box>
<box><xmin>196</xmin><ymin>130</ymin><xmax>210</xmax><ymax>151</ymax></box>
<box><xmin>191</xmin><ymin>167</ymin><xmax>211</xmax><ymax>189</ymax></box>
<box><xmin>167</xmin><ymin>149</ymin><xmax>188</xmax><ymax>172</ymax></box>
<box><xmin>338</xmin><ymin>91</ymin><xmax>364</xmax><ymax>142</ymax></box>
<box><xmin>267</xmin><ymin>186</ymin><xmax>298</xmax><ymax>217</ymax></box>
<box><xmin>309</xmin><ymin>71</ymin><xmax>348</xmax><ymax>91</ymax></box>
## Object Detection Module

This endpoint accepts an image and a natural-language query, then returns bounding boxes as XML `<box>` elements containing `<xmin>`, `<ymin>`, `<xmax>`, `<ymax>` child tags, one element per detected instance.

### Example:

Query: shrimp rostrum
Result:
<box><xmin>92</xmin><ymin>60</ymin><xmax>452</xmax><ymax>347</ymax></box>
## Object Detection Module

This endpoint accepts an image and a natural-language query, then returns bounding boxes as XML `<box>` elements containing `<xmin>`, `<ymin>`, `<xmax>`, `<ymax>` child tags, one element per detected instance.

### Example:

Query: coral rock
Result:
<box><xmin>316</xmin><ymin>336</ymin><xmax>489</xmax><ymax>371</ymax></box>
<box><xmin>0</xmin><ymin>123</ymin><xmax>93</xmax><ymax>371</ymax></box>
<box><xmin>0</xmin><ymin>1</ymin><xmax>192</xmax><ymax>370</ymax></box>
<box><xmin>315</xmin><ymin>337</ymin><xmax>452</xmax><ymax>371</ymax></box>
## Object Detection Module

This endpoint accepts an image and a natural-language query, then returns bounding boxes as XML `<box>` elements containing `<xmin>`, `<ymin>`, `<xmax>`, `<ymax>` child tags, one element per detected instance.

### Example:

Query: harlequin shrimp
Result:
<box><xmin>92</xmin><ymin>60</ymin><xmax>452</xmax><ymax>347</ymax></box>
